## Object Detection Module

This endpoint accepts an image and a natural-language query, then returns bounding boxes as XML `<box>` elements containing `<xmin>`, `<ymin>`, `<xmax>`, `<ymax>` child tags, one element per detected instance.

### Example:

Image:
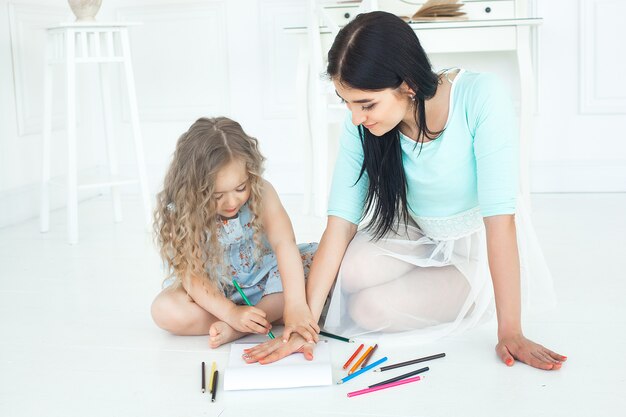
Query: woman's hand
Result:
<box><xmin>226</xmin><ymin>305</ymin><xmax>272</xmax><ymax>335</ymax></box>
<box><xmin>282</xmin><ymin>304</ymin><xmax>320</xmax><ymax>343</ymax></box>
<box><xmin>496</xmin><ymin>332</ymin><xmax>567</xmax><ymax>370</ymax></box>
<box><xmin>242</xmin><ymin>333</ymin><xmax>315</xmax><ymax>365</ymax></box>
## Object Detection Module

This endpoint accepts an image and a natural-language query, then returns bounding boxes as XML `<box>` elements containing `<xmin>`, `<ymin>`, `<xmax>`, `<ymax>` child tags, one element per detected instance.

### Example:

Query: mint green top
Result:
<box><xmin>327</xmin><ymin>70</ymin><xmax>519</xmax><ymax>224</ymax></box>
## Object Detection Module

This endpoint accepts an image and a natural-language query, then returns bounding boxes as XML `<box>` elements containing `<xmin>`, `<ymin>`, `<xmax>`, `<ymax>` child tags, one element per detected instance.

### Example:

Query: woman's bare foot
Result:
<box><xmin>208</xmin><ymin>321</ymin><xmax>246</xmax><ymax>348</ymax></box>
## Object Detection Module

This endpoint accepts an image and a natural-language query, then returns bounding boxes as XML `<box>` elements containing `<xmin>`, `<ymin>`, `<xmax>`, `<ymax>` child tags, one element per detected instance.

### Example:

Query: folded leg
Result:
<box><xmin>347</xmin><ymin>265</ymin><xmax>470</xmax><ymax>332</ymax></box>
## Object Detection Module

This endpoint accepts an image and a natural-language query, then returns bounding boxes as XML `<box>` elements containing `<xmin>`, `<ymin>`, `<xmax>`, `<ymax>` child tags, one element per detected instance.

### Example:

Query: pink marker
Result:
<box><xmin>347</xmin><ymin>375</ymin><xmax>424</xmax><ymax>398</ymax></box>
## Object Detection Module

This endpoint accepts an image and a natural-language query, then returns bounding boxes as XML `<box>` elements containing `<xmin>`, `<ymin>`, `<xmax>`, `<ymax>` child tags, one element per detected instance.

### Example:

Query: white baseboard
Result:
<box><xmin>531</xmin><ymin>160</ymin><xmax>626</xmax><ymax>193</ymax></box>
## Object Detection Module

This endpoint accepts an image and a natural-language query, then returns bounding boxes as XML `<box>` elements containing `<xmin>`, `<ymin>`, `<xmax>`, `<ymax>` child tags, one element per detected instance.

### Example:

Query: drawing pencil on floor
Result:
<box><xmin>375</xmin><ymin>352</ymin><xmax>445</xmax><ymax>372</ymax></box>
<box><xmin>349</xmin><ymin>345</ymin><xmax>374</xmax><ymax>374</ymax></box>
<box><xmin>343</xmin><ymin>344</ymin><xmax>364</xmax><ymax>370</ymax></box>
<box><xmin>209</xmin><ymin>361</ymin><xmax>216</xmax><ymax>391</ymax></box>
<box><xmin>360</xmin><ymin>343</ymin><xmax>378</xmax><ymax>369</ymax></box>
<box><xmin>211</xmin><ymin>370</ymin><xmax>219</xmax><ymax>402</ymax></box>
<box><xmin>337</xmin><ymin>357</ymin><xmax>388</xmax><ymax>384</ymax></box>
<box><xmin>201</xmin><ymin>361</ymin><xmax>206</xmax><ymax>393</ymax></box>
<box><xmin>320</xmin><ymin>330</ymin><xmax>354</xmax><ymax>343</ymax></box>
<box><xmin>368</xmin><ymin>366</ymin><xmax>429</xmax><ymax>388</ymax></box>
<box><xmin>348</xmin><ymin>375</ymin><xmax>424</xmax><ymax>398</ymax></box>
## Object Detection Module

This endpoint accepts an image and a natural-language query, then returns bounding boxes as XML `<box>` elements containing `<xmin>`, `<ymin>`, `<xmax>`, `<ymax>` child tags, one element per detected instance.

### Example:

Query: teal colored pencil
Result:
<box><xmin>337</xmin><ymin>357</ymin><xmax>388</xmax><ymax>384</ymax></box>
<box><xmin>232</xmin><ymin>279</ymin><xmax>275</xmax><ymax>339</ymax></box>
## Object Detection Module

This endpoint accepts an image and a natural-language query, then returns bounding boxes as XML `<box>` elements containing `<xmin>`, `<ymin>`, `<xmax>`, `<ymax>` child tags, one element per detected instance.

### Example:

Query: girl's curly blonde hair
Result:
<box><xmin>154</xmin><ymin>117</ymin><xmax>266</xmax><ymax>291</ymax></box>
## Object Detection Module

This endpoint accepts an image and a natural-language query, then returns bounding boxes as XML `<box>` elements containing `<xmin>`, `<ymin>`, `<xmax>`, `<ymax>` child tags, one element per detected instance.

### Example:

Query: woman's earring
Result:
<box><xmin>409</xmin><ymin>95</ymin><xmax>416</xmax><ymax>101</ymax></box>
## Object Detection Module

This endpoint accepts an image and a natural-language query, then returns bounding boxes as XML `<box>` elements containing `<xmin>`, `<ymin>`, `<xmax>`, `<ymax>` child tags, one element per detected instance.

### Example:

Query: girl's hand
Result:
<box><xmin>226</xmin><ymin>305</ymin><xmax>272</xmax><ymax>334</ymax></box>
<box><xmin>242</xmin><ymin>333</ymin><xmax>315</xmax><ymax>365</ymax></box>
<box><xmin>496</xmin><ymin>332</ymin><xmax>567</xmax><ymax>370</ymax></box>
<box><xmin>282</xmin><ymin>304</ymin><xmax>320</xmax><ymax>343</ymax></box>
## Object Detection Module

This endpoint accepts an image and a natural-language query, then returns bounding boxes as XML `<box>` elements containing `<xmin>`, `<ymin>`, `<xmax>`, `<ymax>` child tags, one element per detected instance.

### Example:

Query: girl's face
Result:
<box><xmin>213</xmin><ymin>159</ymin><xmax>251</xmax><ymax>219</ymax></box>
<box><xmin>333</xmin><ymin>79</ymin><xmax>414</xmax><ymax>136</ymax></box>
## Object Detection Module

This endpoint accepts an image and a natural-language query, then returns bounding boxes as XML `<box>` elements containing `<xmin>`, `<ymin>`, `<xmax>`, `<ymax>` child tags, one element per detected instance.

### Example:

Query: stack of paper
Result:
<box><xmin>223</xmin><ymin>342</ymin><xmax>333</xmax><ymax>390</ymax></box>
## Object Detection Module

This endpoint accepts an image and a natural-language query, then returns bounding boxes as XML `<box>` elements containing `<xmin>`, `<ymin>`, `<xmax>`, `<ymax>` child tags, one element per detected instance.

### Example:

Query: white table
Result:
<box><xmin>288</xmin><ymin>17</ymin><xmax>542</xmax><ymax>217</ymax></box>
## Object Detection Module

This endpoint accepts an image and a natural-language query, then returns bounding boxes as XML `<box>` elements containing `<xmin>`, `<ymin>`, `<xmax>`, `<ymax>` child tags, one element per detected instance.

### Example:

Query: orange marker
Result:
<box><xmin>342</xmin><ymin>344</ymin><xmax>364</xmax><ymax>370</ymax></box>
<box><xmin>349</xmin><ymin>345</ymin><xmax>374</xmax><ymax>374</ymax></box>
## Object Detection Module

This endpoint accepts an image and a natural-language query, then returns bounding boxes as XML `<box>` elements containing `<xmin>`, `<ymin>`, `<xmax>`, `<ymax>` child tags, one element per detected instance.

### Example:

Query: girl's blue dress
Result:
<box><xmin>217</xmin><ymin>202</ymin><xmax>317</xmax><ymax>305</ymax></box>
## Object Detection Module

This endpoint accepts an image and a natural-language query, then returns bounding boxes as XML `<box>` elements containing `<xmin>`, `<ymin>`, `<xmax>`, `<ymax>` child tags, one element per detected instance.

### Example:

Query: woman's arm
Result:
<box><xmin>484</xmin><ymin>215</ymin><xmax>522</xmax><ymax>336</ymax></box>
<box><xmin>484</xmin><ymin>215</ymin><xmax>566</xmax><ymax>370</ymax></box>
<box><xmin>260</xmin><ymin>180</ymin><xmax>319</xmax><ymax>342</ymax></box>
<box><xmin>307</xmin><ymin>215</ymin><xmax>357</xmax><ymax>320</ymax></box>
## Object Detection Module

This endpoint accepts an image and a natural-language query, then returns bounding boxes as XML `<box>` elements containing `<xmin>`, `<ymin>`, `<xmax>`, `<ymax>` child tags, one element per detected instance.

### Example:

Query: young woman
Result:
<box><xmin>242</xmin><ymin>11</ymin><xmax>565</xmax><ymax>370</ymax></box>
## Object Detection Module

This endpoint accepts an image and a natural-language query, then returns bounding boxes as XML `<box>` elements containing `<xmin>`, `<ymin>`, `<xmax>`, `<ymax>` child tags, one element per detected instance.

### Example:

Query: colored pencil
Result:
<box><xmin>337</xmin><ymin>357</ymin><xmax>387</xmax><ymax>384</ymax></box>
<box><xmin>208</xmin><ymin>361</ymin><xmax>216</xmax><ymax>391</ymax></box>
<box><xmin>232</xmin><ymin>279</ymin><xmax>275</xmax><ymax>339</ymax></box>
<box><xmin>349</xmin><ymin>345</ymin><xmax>374</xmax><ymax>374</ymax></box>
<box><xmin>360</xmin><ymin>343</ymin><xmax>378</xmax><ymax>369</ymax></box>
<box><xmin>375</xmin><ymin>352</ymin><xmax>445</xmax><ymax>372</ymax></box>
<box><xmin>347</xmin><ymin>375</ymin><xmax>424</xmax><ymax>398</ymax></box>
<box><xmin>210</xmin><ymin>370</ymin><xmax>219</xmax><ymax>402</ymax></box>
<box><xmin>201</xmin><ymin>361</ymin><xmax>206</xmax><ymax>393</ymax></box>
<box><xmin>368</xmin><ymin>366</ymin><xmax>429</xmax><ymax>388</ymax></box>
<box><xmin>342</xmin><ymin>344</ymin><xmax>364</xmax><ymax>370</ymax></box>
<box><xmin>320</xmin><ymin>330</ymin><xmax>353</xmax><ymax>343</ymax></box>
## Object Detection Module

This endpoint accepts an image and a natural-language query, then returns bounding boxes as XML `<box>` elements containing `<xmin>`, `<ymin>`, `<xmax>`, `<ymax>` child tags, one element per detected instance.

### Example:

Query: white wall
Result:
<box><xmin>0</xmin><ymin>0</ymin><xmax>308</xmax><ymax>228</ymax></box>
<box><xmin>0</xmin><ymin>0</ymin><xmax>624</xmax><ymax>228</ymax></box>
<box><xmin>531</xmin><ymin>0</ymin><xmax>626</xmax><ymax>192</ymax></box>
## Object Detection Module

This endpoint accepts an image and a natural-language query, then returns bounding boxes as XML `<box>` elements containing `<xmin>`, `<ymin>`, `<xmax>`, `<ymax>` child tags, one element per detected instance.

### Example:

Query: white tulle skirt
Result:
<box><xmin>322</xmin><ymin>199</ymin><xmax>556</xmax><ymax>343</ymax></box>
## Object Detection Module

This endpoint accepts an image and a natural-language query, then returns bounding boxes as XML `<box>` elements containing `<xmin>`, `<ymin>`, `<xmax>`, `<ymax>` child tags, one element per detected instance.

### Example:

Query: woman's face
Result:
<box><xmin>333</xmin><ymin>79</ymin><xmax>414</xmax><ymax>136</ymax></box>
<box><xmin>213</xmin><ymin>159</ymin><xmax>251</xmax><ymax>219</ymax></box>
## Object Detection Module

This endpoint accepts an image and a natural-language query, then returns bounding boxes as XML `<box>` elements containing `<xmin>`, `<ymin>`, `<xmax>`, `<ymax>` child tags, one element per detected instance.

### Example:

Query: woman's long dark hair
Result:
<box><xmin>327</xmin><ymin>11</ymin><xmax>442</xmax><ymax>239</ymax></box>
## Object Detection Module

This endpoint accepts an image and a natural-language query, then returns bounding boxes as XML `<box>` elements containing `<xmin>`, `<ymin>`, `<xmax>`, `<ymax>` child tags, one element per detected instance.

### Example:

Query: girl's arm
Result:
<box><xmin>260</xmin><ymin>181</ymin><xmax>319</xmax><ymax>342</ymax></box>
<box><xmin>182</xmin><ymin>274</ymin><xmax>271</xmax><ymax>334</ymax></box>
<box><xmin>240</xmin><ymin>214</ymin><xmax>357</xmax><ymax>365</ymax></box>
<box><xmin>484</xmin><ymin>215</ymin><xmax>566</xmax><ymax>370</ymax></box>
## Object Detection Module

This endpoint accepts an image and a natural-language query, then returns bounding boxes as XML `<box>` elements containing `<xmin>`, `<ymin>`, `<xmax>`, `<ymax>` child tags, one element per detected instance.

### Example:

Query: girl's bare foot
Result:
<box><xmin>208</xmin><ymin>321</ymin><xmax>245</xmax><ymax>348</ymax></box>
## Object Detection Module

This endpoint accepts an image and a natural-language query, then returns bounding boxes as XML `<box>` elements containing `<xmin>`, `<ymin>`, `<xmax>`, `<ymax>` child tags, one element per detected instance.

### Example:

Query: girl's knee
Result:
<box><xmin>151</xmin><ymin>292</ymin><xmax>189</xmax><ymax>334</ymax></box>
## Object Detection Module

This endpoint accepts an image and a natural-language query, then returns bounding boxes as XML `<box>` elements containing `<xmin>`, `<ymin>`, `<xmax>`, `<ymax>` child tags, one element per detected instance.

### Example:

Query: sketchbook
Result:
<box><xmin>223</xmin><ymin>342</ymin><xmax>333</xmax><ymax>390</ymax></box>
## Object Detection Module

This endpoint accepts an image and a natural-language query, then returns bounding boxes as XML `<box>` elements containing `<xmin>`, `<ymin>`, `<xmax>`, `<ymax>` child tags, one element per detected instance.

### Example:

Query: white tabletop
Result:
<box><xmin>47</xmin><ymin>21</ymin><xmax>142</xmax><ymax>30</ymax></box>
<box><xmin>285</xmin><ymin>17</ymin><xmax>543</xmax><ymax>33</ymax></box>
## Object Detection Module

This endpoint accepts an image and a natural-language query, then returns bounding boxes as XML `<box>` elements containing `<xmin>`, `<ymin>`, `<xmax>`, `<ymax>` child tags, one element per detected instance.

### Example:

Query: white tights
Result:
<box><xmin>340</xmin><ymin>231</ymin><xmax>471</xmax><ymax>332</ymax></box>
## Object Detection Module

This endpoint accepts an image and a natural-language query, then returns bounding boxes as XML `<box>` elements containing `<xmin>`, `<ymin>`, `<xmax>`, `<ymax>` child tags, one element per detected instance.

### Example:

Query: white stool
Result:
<box><xmin>40</xmin><ymin>22</ymin><xmax>152</xmax><ymax>244</ymax></box>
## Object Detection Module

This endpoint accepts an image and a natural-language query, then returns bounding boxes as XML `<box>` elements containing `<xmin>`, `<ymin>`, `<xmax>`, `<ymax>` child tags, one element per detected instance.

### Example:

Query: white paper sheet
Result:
<box><xmin>223</xmin><ymin>342</ymin><xmax>332</xmax><ymax>390</ymax></box>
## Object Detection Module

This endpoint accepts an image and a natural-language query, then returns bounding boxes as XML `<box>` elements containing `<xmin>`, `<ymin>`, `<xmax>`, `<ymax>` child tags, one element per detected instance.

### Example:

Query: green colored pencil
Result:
<box><xmin>320</xmin><ymin>330</ymin><xmax>354</xmax><ymax>343</ymax></box>
<box><xmin>232</xmin><ymin>279</ymin><xmax>275</xmax><ymax>339</ymax></box>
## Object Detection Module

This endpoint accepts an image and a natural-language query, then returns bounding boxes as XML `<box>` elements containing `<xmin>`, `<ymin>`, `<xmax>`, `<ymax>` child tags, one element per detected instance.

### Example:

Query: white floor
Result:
<box><xmin>1</xmin><ymin>193</ymin><xmax>625</xmax><ymax>417</ymax></box>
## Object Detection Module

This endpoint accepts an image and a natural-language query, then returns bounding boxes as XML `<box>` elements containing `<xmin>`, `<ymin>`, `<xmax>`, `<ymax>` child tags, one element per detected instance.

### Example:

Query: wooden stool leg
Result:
<box><xmin>120</xmin><ymin>28</ymin><xmax>152</xmax><ymax>228</ymax></box>
<box><xmin>40</xmin><ymin>36</ymin><xmax>53</xmax><ymax>233</ymax></box>
<box><xmin>66</xmin><ymin>31</ymin><xmax>79</xmax><ymax>244</ymax></box>
<box><xmin>98</xmin><ymin>62</ymin><xmax>122</xmax><ymax>222</ymax></box>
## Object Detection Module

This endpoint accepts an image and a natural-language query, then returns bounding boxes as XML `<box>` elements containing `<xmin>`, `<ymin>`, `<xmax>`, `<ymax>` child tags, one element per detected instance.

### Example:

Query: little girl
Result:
<box><xmin>151</xmin><ymin>117</ymin><xmax>318</xmax><ymax>348</ymax></box>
